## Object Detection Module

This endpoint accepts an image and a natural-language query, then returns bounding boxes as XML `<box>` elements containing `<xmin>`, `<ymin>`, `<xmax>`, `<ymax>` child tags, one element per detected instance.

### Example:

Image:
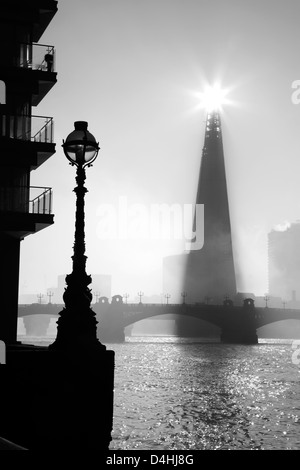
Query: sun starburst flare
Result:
<box><xmin>198</xmin><ymin>84</ymin><xmax>230</xmax><ymax>112</ymax></box>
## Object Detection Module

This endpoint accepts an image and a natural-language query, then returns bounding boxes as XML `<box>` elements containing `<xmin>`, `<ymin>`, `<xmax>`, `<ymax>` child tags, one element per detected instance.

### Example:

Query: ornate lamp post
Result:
<box><xmin>181</xmin><ymin>291</ymin><xmax>187</xmax><ymax>304</ymax></box>
<box><xmin>138</xmin><ymin>291</ymin><xmax>144</xmax><ymax>304</ymax></box>
<box><xmin>49</xmin><ymin>121</ymin><xmax>104</xmax><ymax>350</ymax></box>
<box><xmin>264</xmin><ymin>294</ymin><xmax>270</xmax><ymax>308</ymax></box>
<box><xmin>44</xmin><ymin>122</ymin><xmax>114</xmax><ymax>451</ymax></box>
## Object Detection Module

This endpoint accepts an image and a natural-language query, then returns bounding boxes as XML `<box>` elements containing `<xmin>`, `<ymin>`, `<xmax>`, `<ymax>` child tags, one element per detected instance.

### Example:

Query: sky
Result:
<box><xmin>19</xmin><ymin>0</ymin><xmax>300</xmax><ymax>301</ymax></box>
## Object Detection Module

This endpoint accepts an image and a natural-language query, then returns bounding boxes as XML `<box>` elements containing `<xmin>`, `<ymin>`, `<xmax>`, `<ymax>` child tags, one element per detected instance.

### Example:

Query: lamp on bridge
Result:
<box><xmin>49</xmin><ymin>121</ymin><xmax>103</xmax><ymax>350</ymax></box>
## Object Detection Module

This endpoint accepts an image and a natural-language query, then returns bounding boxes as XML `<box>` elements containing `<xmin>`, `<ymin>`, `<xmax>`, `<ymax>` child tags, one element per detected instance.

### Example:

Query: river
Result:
<box><xmin>21</xmin><ymin>335</ymin><xmax>300</xmax><ymax>450</ymax></box>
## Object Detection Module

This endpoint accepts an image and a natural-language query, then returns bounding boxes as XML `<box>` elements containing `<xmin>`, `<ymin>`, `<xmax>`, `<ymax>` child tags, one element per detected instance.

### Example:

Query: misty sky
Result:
<box><xmin>19</xmin><ymin>0</ymin><xmax>300</xmax><ymax>301</ymax></box>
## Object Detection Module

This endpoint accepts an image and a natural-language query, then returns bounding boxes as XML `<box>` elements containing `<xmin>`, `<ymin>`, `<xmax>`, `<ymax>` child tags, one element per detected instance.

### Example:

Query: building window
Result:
<box><xmin>0</xmin><ymin>80</ymin><xmax>6</xmax><ymax>104</ymax></box>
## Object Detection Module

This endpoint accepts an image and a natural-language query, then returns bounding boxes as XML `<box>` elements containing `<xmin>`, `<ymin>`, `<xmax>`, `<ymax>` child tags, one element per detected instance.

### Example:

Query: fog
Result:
<box><xmin>19</xmin><ymin>0</ymin><xmax>300</xmax><ymax>304</ymax></box>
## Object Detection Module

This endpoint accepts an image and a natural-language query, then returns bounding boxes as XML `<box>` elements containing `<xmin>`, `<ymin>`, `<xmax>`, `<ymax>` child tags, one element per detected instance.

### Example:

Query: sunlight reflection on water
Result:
<box><xmin>110</xmin><ymin>337</ymin><xmax>300</xmax><ymax>450</ymax></box>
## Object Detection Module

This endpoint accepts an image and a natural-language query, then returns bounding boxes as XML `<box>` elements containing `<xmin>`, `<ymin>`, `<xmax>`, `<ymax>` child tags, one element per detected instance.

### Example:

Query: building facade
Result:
<box><xmin>0</xmin><ymin>0</ymin><xmax>58</xmax><ymax>343</ymax></box>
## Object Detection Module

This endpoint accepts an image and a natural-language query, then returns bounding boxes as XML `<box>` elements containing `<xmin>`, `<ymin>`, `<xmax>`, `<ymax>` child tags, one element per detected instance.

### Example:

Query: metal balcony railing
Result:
<box><xmin>19</xmin><ymin>43</ymin><xmax>55</xmax><ymax>73</ymax></box>
<box><xmin>0</xmin><ymin>114</ymin><xmax>54</xmax><ymax>143</ymax></box>
<box><xmin>0</xmin><ymin>186</ymin><xmax>52</xmax><ymax>215</ymax></box>
<box><xmin>29</xmin><ymin>186</ymin><xmax>52</xmax><ymax>215</ymax></box>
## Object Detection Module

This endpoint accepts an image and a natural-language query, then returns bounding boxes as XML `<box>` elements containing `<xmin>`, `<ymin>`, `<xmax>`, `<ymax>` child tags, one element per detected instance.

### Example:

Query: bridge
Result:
<box><xmin>93</xmin><ymin>296</ymin><xmax>300</xmax><ymax>344</ymax></box>
<box><xmin>18</xmin><ymin>296</ymin><xmax>300</xmax><ymax>343</ymax></box>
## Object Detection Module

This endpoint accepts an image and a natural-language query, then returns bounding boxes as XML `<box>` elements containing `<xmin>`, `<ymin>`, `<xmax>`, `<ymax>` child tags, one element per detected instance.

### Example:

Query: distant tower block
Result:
<box><xmin>163</xmin><ymin>110</ymin><xmax>236</xmax><ymax>304</ymax></box>
<box><xmin>268</xmin><ymin>221</ymin><xmax>300</xmax><ymax>301</ymax></box>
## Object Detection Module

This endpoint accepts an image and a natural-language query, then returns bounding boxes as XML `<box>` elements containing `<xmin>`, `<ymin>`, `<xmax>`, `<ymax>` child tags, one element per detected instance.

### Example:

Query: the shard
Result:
<box><xmin>163</xmin><ymin>110</ymin><xmax>236</xmax><ymax>305</ymax></box>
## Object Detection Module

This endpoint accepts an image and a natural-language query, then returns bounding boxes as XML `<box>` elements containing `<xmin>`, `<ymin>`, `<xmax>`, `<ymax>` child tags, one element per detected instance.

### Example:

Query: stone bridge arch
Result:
<box><xmin>96</xmin><ymin>297</ymin><xmax>300</xmax><ymax>344</ymax></box>
<box><xmin>122</xmin><ymin>306</ymin><xmax>223</xmax><ymax>330</ymax></box>
<box><xmin>254</xmin><ymin>308</ymin><xmax>300</xmax><ymax>328</ymax></box>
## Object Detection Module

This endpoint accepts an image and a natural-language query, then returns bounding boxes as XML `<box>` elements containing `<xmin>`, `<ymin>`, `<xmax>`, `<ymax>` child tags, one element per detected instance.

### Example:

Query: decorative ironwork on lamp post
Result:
<box><xmin>49</xmin><ymin>121</ymin><xmax>104</xmax><ymax>350</ymax></box>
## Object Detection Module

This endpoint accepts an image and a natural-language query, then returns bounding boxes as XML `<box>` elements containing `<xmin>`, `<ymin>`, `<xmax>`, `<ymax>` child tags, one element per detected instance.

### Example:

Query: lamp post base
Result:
<box><xmin>49</xmin><ymin>306</ymin><xmax>106</xmax><ymax>351</ymax></box>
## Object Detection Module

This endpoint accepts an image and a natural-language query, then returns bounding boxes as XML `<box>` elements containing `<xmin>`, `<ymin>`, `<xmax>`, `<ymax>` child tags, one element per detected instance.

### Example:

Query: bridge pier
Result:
<box><xmin>220</xmin><ymin>299</ymin><xmax>258</xmax><ymax>344</ymax></box>
<box><xmin>23</xmin><ymin>314</ymin><xmax>51</xmax><ymax>337</ymax></box>
<box><xmin>220</xmin><ymin>325</ymin><xmax>258</xmax><ymax>344</ymax></box>
<box><xmin>95</xmin><ymin>295</ymin><xmax>125</xmax><ymax>343</ymax></box>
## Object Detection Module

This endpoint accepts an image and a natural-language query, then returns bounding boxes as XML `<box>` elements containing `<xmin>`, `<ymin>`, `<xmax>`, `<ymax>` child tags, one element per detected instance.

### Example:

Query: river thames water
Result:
<box><xmin>20</xmin><ymin>335</ymin><xmax>300</xmax><ymax>450</ymax></box>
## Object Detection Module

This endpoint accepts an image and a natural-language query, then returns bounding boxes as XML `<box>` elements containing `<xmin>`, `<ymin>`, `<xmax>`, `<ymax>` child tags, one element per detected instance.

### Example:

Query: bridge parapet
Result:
<box><xmin>243</xmin><ymin>298</ymin><xmax>255</xmax><ymax>308</ymax></box>
<box><xmin>254</xmin><ymin>306</ymin><xmax>300</xmax><ymax>327</ymax></box>
<box><xmin>19</xmin><ymin>296</ymin><xmax>300</xmax><ymax>344</ymax></box>
<box><xmin>112</xmin><ymin>295</ymin><xmax>123</xmax><ymax>305</ymax></box>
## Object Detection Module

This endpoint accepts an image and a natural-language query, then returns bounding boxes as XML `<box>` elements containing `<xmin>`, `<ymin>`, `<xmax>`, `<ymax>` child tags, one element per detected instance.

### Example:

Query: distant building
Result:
<box><xmin>0</xmin><ymin>0</ymin><xmax>58</xmax><ymax>343</ymax></box>
<box><xmin>163</xmin><ymin>110</ymin><xmax>236</xmax><ymax>305</ymax></box>
<box><xmin>268</xmin><ymin>221</ymin><xmax>300</xmax><ymax>304</ymax></box>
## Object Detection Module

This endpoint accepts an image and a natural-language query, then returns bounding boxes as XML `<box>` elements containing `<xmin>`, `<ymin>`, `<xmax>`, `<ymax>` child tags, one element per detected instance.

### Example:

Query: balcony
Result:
<box><xmin>0</xmin><ymin>114</ymin><xmax>53</xmax><ymax>143</ymax></box>
<box><xmin>14</xmin><ymin>43</ymin><xmax>57</xmax><ymax>105</ymax></box>
<box><xmin>30</xmin><ymin>186</ymin><xmax>52</xmax><ymax>215</ymax></box>
<box><xmin>19</xmin><ymin>43</ymin><xmax>56</xmax><ymax>73</ymax></box>
<box><xmin>0</xmin><ymin>186</ymin><xmax>52</xmax><ymax>214</ymax></box>
<box><xmin>0</xmin><ymin>185</ymin><xmax>54</xmax><ymax>238</ymax></box>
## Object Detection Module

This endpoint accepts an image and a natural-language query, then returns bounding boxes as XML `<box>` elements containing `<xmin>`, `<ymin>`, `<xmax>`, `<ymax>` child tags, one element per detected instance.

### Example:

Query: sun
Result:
<box><xmin>198</xmin><ymin>84</ymin><xmax>229</xmax><ymax>112</ymax></box>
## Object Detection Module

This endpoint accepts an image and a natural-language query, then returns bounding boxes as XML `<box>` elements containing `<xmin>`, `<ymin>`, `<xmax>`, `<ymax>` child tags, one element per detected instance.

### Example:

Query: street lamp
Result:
<box><xmin>181</xmin><ymin>291</ymin><xmax>187</xmax><ymax>304</ymax></box>
<box><xmin>264</xmin><ymin>295</ymin><xmax>270</xmax><ymax>308</ymax></box>
<box><xmin>138</xmin><ymin>291</ymin><xmax>144</xmax><ymax>304</ymax></box>
<box><xmin>49</xmin><ymin>121</ymin><xmax>103</xmax><ymax>350</ymax></box>
<box><xmin>47</xmin><ymin>291</ymin><xmax>54</xmax><ymax>304</ymax></box>
<box><xmin>47</xmin><ymin>122</ymin><xmax>114</xmax><ymax>450</ymax></box>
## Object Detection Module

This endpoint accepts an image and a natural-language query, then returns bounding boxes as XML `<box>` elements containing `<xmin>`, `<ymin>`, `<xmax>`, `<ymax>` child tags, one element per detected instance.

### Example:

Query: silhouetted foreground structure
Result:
<box><xmin>0</xmin><ymin>0</ymin><xmax>57</xmax><ymax>343</ymax></box>
<box><xmin>0</xmin><ymin>436</ymin><xmax>27</xmax><ymax>450</ymax></box>
<box><xmin>0</xmin><ymin>3</ymin><xmax>114</xmax><ymax>450</ymax></box>
<box><xmin>1</xmin><ymin>344</ymin><xmax>114</xmax><ymax>450</ymax></box>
